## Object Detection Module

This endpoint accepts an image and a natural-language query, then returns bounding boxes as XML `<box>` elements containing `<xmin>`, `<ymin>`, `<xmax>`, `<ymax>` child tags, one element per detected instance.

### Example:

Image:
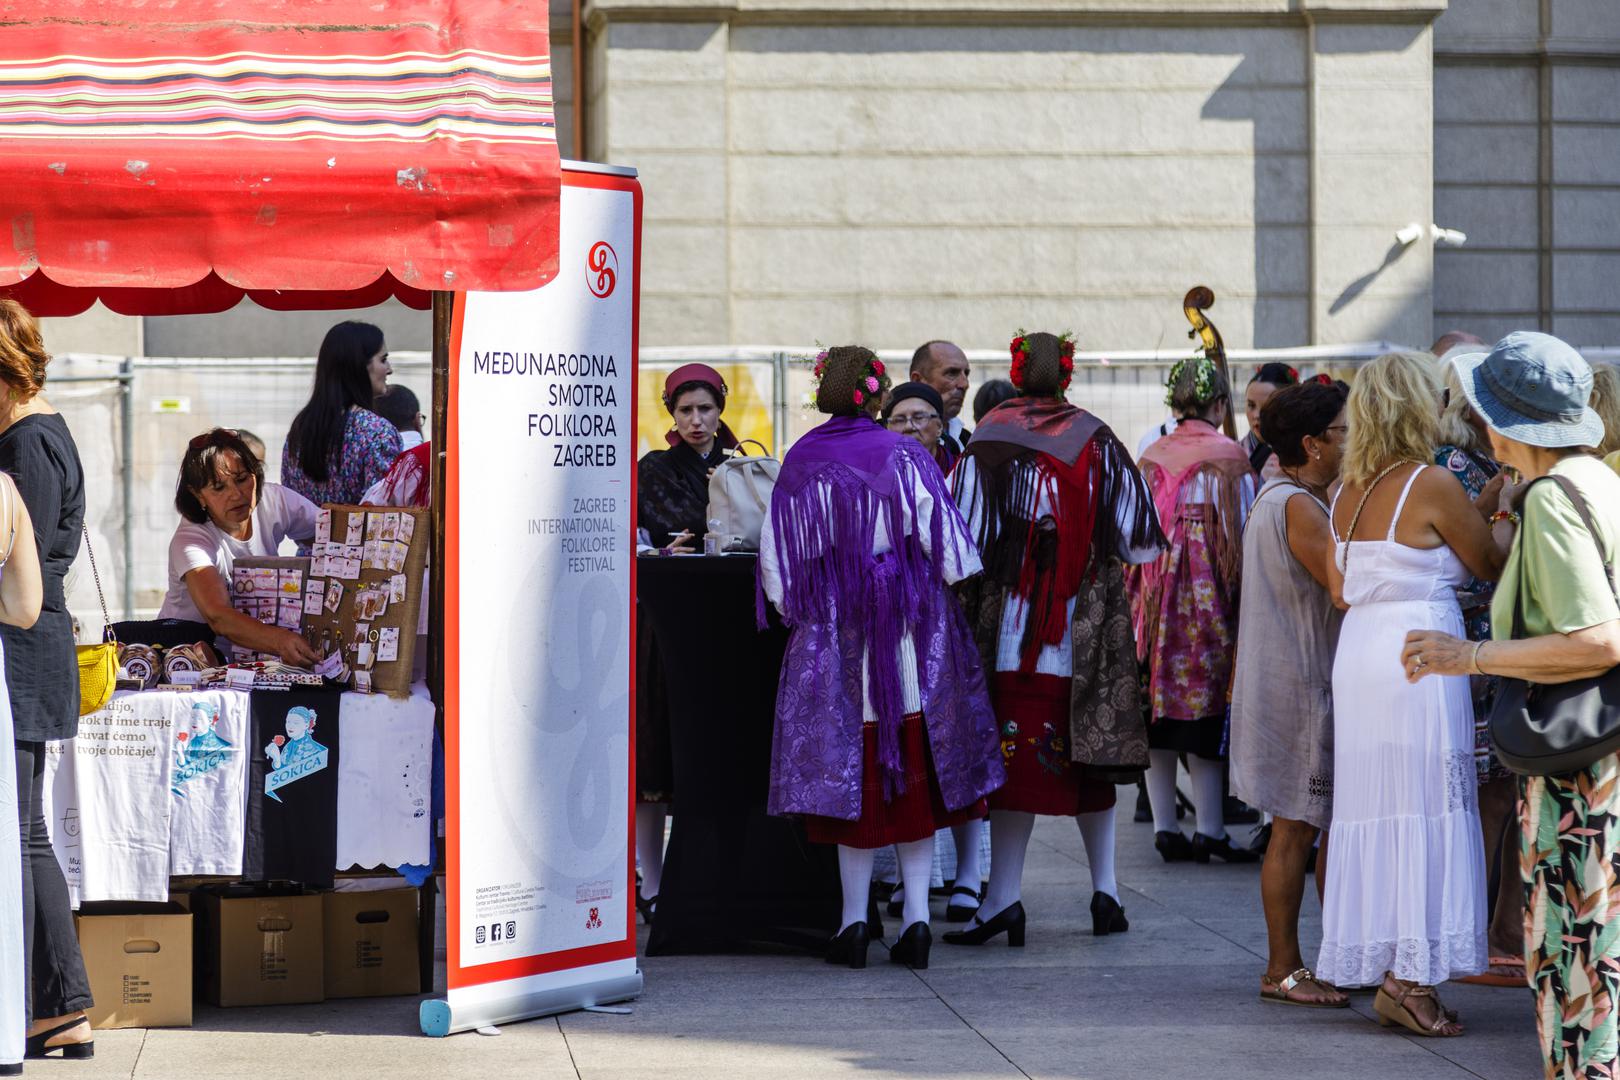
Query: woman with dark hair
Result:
<box><xmin>632</xmin><ymin>365</ymin><xmax>738</xmax><ymax>917</ymax></box>
<box><xmin>1133</xmin><ymin>356</ymin><xmax>1259</xmax><ymax>863</ymax></box>
<box><xmin>281</xmin><ymin>321</ymin><xmax>401</xmax><ymax>508</ymax></box>
<box><xmin>159</xmin><ymin>428</ymin><xmax>320</xmax><ymax>665</ymax></box>
<box><xmin>0</xmin><ymin>299</ymin><xmax>94</xmax><ymax>1062</ymax></box>
<box><xmin>760</xmin><ymin>346</ymin><xmax>1002</xmax><ymax>970</ymax></box>
<box><xmin>1243</xmin><ymin>362</ymin><xmax>1300</xmax><ymax>475</ymax></box>
<box><xmin>1229</xmin><ymin>380</ymin><xmax>1349</xmax><ymax>1008</ymax></box>
<box><xmin>972</xmin><ymin>378</ymin><xmax>1019</xmax><ymax>425</ymax></box>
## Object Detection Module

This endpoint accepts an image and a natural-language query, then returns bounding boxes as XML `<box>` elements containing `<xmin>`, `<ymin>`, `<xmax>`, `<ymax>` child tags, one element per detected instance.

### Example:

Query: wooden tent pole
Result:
<box><xmin>419</xmin><ymin>289</ymin><xmax>452</xmax><ymax>995</ymax></box>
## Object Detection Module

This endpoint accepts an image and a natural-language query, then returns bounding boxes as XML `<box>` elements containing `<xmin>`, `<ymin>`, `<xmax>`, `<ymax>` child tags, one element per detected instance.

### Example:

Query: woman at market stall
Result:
<box><xmin>881</xmin><ymin>382</ymin><xmax>955</xmax><ymax>474</ymax></box>
<box><xmin>281</xmin><ymin>320</ymin><xmax>401</xmax><ymax>509</ymax></box>
<box><xmin>759</xmin><ymin>345</ymin><xmax>1003</xmax><ymax>970</ymax></box>
<box><xmin>159</xmin><ymin>428</ymin><xmax>321</xmax><ymax>665</ymax></box>
<box><xmin>633</xmin><ymin>364</ymin><xmax>739</xmax><ymax>917</ymax></box>
<box><xmin>1403</xmin><ymin>332</ymin><xmax>1620</xmax><ymax>1070</ymax></box>
<box><xmin>1132</xmin><ymin>355</ymin><xmax>1259</xmax><ymax>863</ymax></box>
<box><xmin>0</xmin><ymin>299</ymin><xmax>95</xmax><ymax>1062</ymax></box>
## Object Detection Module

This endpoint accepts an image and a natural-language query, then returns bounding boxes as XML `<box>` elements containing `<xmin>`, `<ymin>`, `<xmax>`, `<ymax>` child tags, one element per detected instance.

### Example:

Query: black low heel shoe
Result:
<box><xmin>890</xmin><ymin>922</ymin><xmax>932</xmax><ymax>969</ymax></box>
<box><xmin>1090</xmin><ymin>891</ymin><xmax>1129</xmax><ymax>936</ymax></box>
<box><xmin>944</xmin><ymin>884</ymin><xmax>982</xmax><ymax>923</ymax></box>
<box><xmin>826</xmin><ymin>921</ymin><xmax>871</xmax><ymax>969</ymax></box>
<box><xmin>1155</xmin><ymin>830</ymin><xmax>1195</xmax><ymax>863</ymax></box>
<box><xmin>1191</xmin><ymin>831</ymin><xmax>1260</xmax><ymax>864</ymax></box>
<box><xmin>942</xmin><ymin>901</ymin><xmax>1025</xmax><ymax>947</ymax></box>
<box><xmin>0</xmin><ymin>1063</ymin><xmax>20</xmax><ymax>1076</ymax></box>
<box><xmin>25</xmin><ymin>1016</ymin><xmax>94</xmax><ymax>1060</ymax></box>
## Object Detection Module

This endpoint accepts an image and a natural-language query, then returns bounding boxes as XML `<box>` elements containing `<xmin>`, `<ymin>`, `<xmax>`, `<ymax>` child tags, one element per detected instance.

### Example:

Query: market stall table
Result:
<box><xmin>636</xmin><ymin>553</ymin><xmax>839</xmax><ymax>954</ymax></box>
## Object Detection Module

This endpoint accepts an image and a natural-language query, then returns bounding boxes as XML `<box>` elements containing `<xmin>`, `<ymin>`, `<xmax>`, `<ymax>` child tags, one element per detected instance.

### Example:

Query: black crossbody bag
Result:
<box><xmin>1490</xmin><ymin>474</ymin><xmax>1620</xmax><ymax>776</ymax></box>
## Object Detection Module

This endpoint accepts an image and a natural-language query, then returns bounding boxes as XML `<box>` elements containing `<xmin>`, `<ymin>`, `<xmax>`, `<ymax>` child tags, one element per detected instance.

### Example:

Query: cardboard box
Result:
<box><xmin>323</xmin><ymin>888</ymin><xmax>420</xmax><ymax>998</ymax></box>
<box><xmin>194</xmin><ymin>886</ymin><xmax>324</xmax><ymax>1007</ymax></box>
<box><xmin>75</xmin><ymin>903</ymin><xmax>193</xmax><ymax>1029</ymax></box>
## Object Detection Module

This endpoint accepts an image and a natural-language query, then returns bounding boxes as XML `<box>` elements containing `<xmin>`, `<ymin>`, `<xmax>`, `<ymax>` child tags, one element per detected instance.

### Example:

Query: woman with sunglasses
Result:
<box><xmin>158</xmin><ymin>428</ymin><xmax>321</xmax><ymax>666</ymax></box>
<box><xmin>881</xmin><ymin>383</ymin><xmax>954</xmax><ymax>474</ymax></box>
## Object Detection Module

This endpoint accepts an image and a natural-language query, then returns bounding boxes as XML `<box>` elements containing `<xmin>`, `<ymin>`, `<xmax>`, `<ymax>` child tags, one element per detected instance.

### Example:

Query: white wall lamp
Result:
<box><xmin>1396</xmin><ymin>222</ymin><xmax>1468</xmax><ymax>247</ymax></box>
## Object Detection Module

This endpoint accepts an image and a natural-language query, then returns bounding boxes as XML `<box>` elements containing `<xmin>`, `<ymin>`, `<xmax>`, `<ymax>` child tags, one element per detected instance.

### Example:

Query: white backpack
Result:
<box><xmin>706</xmin><ymin>440</ymin><xmax>780</xmax><ymax>552</ymax></box>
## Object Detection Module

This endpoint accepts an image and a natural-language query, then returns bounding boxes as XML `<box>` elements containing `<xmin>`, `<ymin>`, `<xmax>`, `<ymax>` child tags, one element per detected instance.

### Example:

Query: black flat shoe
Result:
<box><xmin>826</xmin><ymin>921</ymin><xmax>871</xmax><ymax>969</ymax></box>
<box><xmin>1224</xmin><ymin>794</ymin><xmax>1260</xmax><ymax>825</ymax></box>
<box><xmin>1090</xmin><ymin>891</ymin><xmax>1128</xmax><ymax>936</ymax></box>
<box><xmin>635</xmin><ymin>892</ymin><xmax>657</xmax><ymax>923</ymax></box>
<box><xmin>942</xmin><ymin>900</ymin><xmax>1025</xmax><ymax>947</ymax></box>
<box><xmin>944</xmin><ymin>884</ymin><xmax>982</xmax><ymax>923</ymax></box>
<box><xmin>1192</xmin><ymin>831</ymin><xmax>1260</xmax><ymax>864</ymax></box>
<box><xmin>890</xmin><ymin>921</ymin><xmax>932</xmax><ymax>969</ymax></box>
<box><xmin>0</xmin><ymin>1063</ymin><xmax>20</xmax><ymax>1076</ymax></box>
<box><xmin>26</xmin><ymin>1016</ymin><xmax>94</xmax><ymax>1060</ymax></box>
<box><xmin>1155</xmin><ymin>830</ymin><xmax>1194</xmax><ymax>862</ymax></box>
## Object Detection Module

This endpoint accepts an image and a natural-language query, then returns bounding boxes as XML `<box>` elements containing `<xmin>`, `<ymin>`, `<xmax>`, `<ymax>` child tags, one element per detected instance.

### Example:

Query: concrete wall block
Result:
<box><xmin>1315</xmin><ymin>87</ymin><xmax>1431</xmax><ymax>156</ymax></box>
<box><xmin>1315</xmin><ymin>224</ymin><xmax>1434</xmax><ymax>305</ymax></box>
<box><xmin>729</xmin><ymin>152</ymin><xmax>1306</xmax><ymax>228</ymax></box>
<box><xmin>1553</xmin><ymin>125</ymin><xmax>1620</xmax><ymax>185</ymax></box>
<box><xmin>602</xmin><ymin>82</ymin><xmax>727</xmax><ymax>151</ymax></box>
<box><xmin>1070</xmin><ymin>226</ymin><xmax>1302</xmax><ymax>297</ymax></box>
<box><xmin>1431</xmin><ymin>312</ymin><xmax>1541</xmax><ymax>342</ymax></box>
<box><xmin>635</xmin><ymin>151</ymin><xmax>728</xmax><ymax>224</ymax></box>
<box><xmin>1436</xmin><ymin>185</ymin><xmax>1541</xmax><ymax>250</ymax></box>
<box><xmin>1554</xmin><ymin>189</ymin><xmax>1620</xmax><ymax>250</ymax></box>
<box><xmin>847</xmin><ymin>295</ymin><xmax>1254</xmax><ymax>354</ymax></box>
<box><xmin>730</xmin><ymin>295</ymin><xmax>861</xmax><ymax>345</ymax></box>
<box><xmin>1434</xmin><ymin>0</ymin><xmax>1541</xmax><ymax>50</ymax></box>
<box><xmin>730</xmin><ymin>227</ymin><xmax>862</xmax><ymax>293</ymax></box>
<box><xmin>604</xmin><ymin>22</ymin><xmax>728</xmax><ymax>83</ymax></box>
<box><xmin>1435</xmin><ymin>123</ymin><xmax>1538</xmax><ymax>183</ymax></box>
<box><xmin>1314</xmin><ymin>154</ymin><xmax>1431</xmax><ymax>226</ymax></box>
<box><xmin>1252</xmin><ymin>297</ymin><xmax>1311</xmax><ymax>348</ymax></box>
<box><xmin>727</xmin><ymin>24</ymin><xmax>1307</xmax><ymax>87</ymax></box>
<box><xmin>1313</xmin><ymin>23</ymin><xmax>1433</xmax><ymax>86</ymax></box>
<box><xmin>1314</xmin><ymin>292</ymin><xmax>1432</xmax><ymax>349</ymax></box>
<box><xmin>1555</xmin><ymin>316</ymin><xmax>1620</xmax><ymax>350</ymax></box>
<box><xmin>641</xmin><ymin>222</ymin><xmax>729</xmax><ymax>295</ymax></box>
<box><xmin>725</xmin><ymin>85</ymin><xmax>1303</xmax><ymax>156</ymax></box>
<box><xmin>1435</xmin><ymin>64</ymin><xmax>1538</xmax><ymax>123</ymax></box>
<box><xmin>1432</xmin><ymin>250</ymin><xmax>1540</xmax><ymax>313</ymax></box>
<box><xmin>1552</xmin><ymin>65</ymin><xmax>1620</xmax><ymax>123</ymax></box>
<box><xmin>641</xmin><ymin>293</ymin><xmax>731</xmax><ymax>346</ymax></box>
<box><xmin>1550</xmin><ymin>0</ymin><xmax>1620</xmax><ymax>41</ymax></box>
<box><xmin>1553</xmin><ymin>254</ymin><xmax>1620</xmax><ymax>312</ymax></box>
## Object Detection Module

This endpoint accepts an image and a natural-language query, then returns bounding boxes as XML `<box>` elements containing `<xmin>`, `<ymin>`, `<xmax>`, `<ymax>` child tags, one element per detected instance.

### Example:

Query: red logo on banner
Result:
<box><xmin>586</xmin><ymin>907</ymin><xmax>602</xmax><ymax>930</ymax></box>
<box><xmin>587</xmin><ymin>242</ymin><xmax>617</xmax><ymax>298</ymax></box>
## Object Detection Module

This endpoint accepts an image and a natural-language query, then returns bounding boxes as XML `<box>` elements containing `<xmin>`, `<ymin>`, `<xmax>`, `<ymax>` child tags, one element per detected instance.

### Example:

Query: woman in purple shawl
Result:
<box><xmin>759</xmin><ymin>345</ymin><xmax>1003</xmax><ymax>972</ymax></box>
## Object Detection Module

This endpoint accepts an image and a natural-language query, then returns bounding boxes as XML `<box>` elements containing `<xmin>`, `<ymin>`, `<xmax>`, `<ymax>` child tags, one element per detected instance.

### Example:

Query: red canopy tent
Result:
<box><xmin>0</xmin><ymin>0</ymin><xmax>564</xmax><ymax>995</ymax></box>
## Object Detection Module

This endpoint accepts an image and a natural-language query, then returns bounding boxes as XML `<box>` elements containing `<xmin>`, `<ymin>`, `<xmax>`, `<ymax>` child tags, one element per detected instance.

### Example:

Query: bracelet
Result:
<box><xmin>1489</xmin><ymin>509</ymin><xmax>1521</xmax><ymax>527</ymax></box>
<box><xmin>1471</xmin><ymin>639</ymin><xmax>1487</xmax><ymax>675</ymax></box>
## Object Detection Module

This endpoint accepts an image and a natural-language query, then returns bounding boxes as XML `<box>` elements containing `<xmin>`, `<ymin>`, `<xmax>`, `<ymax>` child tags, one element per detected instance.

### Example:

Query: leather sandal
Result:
<box><xmin>1260</xmin><ymin>968</ymin><xmax>1348</xmax><ymax>1008</ymax></box>
<box><xmin>25</xmin><ymin>1015</ymin><xmax>94</xmax><ymax>1060</ymax></box>
<box><xmin>1373</xmin><ymin>982</ymin><xmax>1461</xmax><ymax>1037</ymax></box>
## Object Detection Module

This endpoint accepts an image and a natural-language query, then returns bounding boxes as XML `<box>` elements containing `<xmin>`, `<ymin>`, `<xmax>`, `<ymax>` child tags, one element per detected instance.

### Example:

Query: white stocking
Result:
<box><xmin>634</xmin><ymin>803</ymin><xmax>667</xmax><ymax>899</ymax></box>
<box><xmin>1145</xmin><ymin>749</ymin><xmax>1182</xmax><ymax>833</ymax></box>
<box><xmin>951</xmin><ymin>820</ymin><xmax>984</xmax><ymax>892</ymax></box>
<box><xmin>1076</xmin><ymin>806</ymin><xmax>1118</xmax><ymax>900</ymax></box>
<box><xmin>1189</xmin><ymin>756</ymin><xmax>1227</xmax><ymax>840</ymax></box>
<box><xmin>897</xmin><ymin>838</ymin><xmax>935</xmax><ymax>929</ymax></box>
<box><xmin>837</xmin><ymin>846</ymin><xmax>876</xmax><ymax>933</ymax></box>
<box><xmin>978</xmin><ymin>811</ymin><xmax>1035</xmax><ymax>919</ymax></box>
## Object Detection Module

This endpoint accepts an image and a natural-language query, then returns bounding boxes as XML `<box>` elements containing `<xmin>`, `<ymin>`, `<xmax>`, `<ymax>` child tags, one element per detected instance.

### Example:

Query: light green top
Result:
<box><xmin>1492</xmin><ymin>454</ymin><xmax>1620</xmax><ymax>640</ymax></box>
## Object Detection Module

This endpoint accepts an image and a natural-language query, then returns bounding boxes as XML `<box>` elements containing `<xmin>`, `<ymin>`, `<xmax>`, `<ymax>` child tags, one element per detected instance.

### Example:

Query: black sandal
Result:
<box><xmin>26</xmin><ymin>1016</ymin><xmax>94</xmax><ymax>1060</ymax></box>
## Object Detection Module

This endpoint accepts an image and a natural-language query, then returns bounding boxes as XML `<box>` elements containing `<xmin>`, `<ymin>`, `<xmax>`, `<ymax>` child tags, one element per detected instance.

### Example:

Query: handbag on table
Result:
<box><xmin>1489</xmin><ymin>473</ymin><xmax>1620</xmax><ymax>776</ymax></box>
<box><xmin>706</xmin><ymin>439</ymin><xmax>780</xmax><ymax>552</ymax></box>
<box><xmin>76</xmin><ymin>525</ymin><xmax>119</xmax><ymax>716</ymax></box>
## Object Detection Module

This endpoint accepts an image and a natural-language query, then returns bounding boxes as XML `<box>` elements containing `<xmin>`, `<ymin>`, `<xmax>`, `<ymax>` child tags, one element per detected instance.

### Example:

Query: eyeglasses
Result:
<box><xmin>1322</xmin><ymin>424</ymin><xmax>1349</xmax><ymax>436</ymax></box>
<box><xmin>886</xmin><ymin>413</ymin><xmax>940</xmax><ymax>431</ymax></box>
<box><xmin>188</xmin><ymin>428</ymin><xmax>239</xmax><ymax>449</ymax></box>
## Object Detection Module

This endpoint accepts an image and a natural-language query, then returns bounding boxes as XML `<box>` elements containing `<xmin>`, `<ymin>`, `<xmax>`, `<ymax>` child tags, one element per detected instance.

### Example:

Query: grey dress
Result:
<box><xmin>1229</xmin><ymin>478</ymin><xmax>1342</xmax><ymax>829</ymax></box>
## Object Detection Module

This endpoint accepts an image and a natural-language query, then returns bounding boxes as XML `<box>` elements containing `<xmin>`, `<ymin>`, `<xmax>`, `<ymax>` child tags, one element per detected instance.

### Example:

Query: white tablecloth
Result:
<box><xmin>42</xmin><ymin>684</ymin><xmax>434</xmax><ymax>905</ymax></box>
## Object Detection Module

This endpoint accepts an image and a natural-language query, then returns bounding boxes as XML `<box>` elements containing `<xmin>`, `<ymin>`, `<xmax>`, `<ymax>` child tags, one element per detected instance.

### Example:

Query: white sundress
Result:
<box><xmin>1315</xmin><ymin>465</ymin><xmax>1488</xmax><ymax>987</ymax></box>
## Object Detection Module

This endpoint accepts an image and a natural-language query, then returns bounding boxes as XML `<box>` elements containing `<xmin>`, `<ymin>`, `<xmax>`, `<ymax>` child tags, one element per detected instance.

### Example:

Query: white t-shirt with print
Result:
<box><xmin>157</xmin><ymin>483</ymin><xmax>319</xmax><ymax>623</ymax></box>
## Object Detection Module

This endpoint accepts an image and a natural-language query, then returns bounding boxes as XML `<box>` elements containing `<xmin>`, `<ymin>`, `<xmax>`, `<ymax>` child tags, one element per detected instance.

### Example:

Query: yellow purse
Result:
<box><xmin>76</xmin><ymin>525</ymin><xmax>118</xmax><ymax>716</ymax></box>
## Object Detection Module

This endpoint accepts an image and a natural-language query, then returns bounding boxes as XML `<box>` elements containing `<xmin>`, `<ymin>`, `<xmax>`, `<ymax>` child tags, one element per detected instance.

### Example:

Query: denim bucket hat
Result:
<box><xmin>1450</xmin><ymin>331</ymin><xmax>1603</xmax><ymax>449</ymax></box>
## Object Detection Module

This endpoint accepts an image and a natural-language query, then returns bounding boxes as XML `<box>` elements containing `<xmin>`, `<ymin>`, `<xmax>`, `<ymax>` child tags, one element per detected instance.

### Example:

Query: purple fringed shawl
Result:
<box><xmin>758</xmin><ymin>415</ymin><xmax>1002</xmax><ymax>819</ymax></box>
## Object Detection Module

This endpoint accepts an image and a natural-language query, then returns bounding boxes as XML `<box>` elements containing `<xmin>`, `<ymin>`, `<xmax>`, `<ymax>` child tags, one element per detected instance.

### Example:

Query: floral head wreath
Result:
<box><xmin>1165</xmin><ymin>355</ymin><xmax>1219</xmax><ymax>409</ymax></box>
<box><xmin>809</xmin><ymin>348</ymin><xmax>886</xmax><ymax>409</ymax></box>
<box><xmin>1008</xmin><ymin>330</ymin><xmax>1076</xmax><ymax>392</ymax></box>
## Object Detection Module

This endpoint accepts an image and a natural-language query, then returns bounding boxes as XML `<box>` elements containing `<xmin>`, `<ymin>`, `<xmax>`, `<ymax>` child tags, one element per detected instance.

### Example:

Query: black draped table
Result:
<box><xmin>636</xmin><ymin>553</ymin><xmax>840</xmax><ymax>954</ymax></box>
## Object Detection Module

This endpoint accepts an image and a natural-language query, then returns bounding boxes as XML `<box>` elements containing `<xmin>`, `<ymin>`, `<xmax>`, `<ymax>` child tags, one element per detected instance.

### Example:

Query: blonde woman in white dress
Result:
<box><xmin>0</xmin><ymin>470</ymin><xmax>44</xmax><ymax>1075</ymax></box>
<box><xmin>1316</xmin><ymin>352</ymin><xmax>1514</xmax><ymax>1037</ymax></box>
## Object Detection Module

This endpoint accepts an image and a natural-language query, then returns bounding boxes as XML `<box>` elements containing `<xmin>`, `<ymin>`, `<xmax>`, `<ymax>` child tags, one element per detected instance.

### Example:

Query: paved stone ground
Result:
<box><xmin>65</xmin><ymin>809</ymin><xmax>1540</xmax><ymax>1079</ymax></box>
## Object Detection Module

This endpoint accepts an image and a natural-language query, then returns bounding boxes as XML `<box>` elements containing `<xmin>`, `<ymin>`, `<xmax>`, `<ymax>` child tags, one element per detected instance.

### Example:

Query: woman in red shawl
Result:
<box><xmin>1133</xmin><ymin>356</ymin><xmax>1259</xmax><ymax>864</ymax></box>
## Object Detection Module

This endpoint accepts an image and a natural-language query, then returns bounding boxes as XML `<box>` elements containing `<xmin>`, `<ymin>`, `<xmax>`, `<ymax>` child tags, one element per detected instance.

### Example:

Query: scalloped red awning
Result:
<box><xmin>0</xmin><ymin>0</ymin><xmax>559</xmax><ymax>315</ymax></box>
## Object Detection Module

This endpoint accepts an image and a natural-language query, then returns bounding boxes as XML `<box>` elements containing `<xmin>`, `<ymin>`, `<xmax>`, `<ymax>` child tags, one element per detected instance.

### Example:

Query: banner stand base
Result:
<box><xmin>420</xmin><ymin>969</ymin><xmax>643</xmax><ymax>1037</ymax></box>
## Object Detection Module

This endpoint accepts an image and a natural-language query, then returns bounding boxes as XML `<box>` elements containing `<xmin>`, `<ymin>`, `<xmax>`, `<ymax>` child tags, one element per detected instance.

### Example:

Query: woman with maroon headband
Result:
<box><xmin>633</xmin><ymin>365</ymin><xmax>739</xmax><ymax>918</ymax></box>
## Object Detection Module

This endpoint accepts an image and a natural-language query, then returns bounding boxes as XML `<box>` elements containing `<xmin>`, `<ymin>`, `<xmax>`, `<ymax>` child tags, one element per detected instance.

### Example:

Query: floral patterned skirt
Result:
<box><xmin>1146</xmin><ymin>519</ymin><xmax>1236</xmax><ymax>721</ymax></box>
<box><xmin>1523</xmin><ymin>756</ymin><xmax>1620</xmax><ymax>1080</ymax></box>
<box><xmin>987</xmin><ymin>673</ymin><xmax>1116</xmax><ymax>817</ymax></box>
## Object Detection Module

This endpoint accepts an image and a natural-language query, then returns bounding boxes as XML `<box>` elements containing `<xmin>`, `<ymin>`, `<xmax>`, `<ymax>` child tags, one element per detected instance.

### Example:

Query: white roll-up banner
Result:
<box><xmin>422</xmin><ymin>164</ymin><xmax>643</xmax><ymax>1037</ymax></box>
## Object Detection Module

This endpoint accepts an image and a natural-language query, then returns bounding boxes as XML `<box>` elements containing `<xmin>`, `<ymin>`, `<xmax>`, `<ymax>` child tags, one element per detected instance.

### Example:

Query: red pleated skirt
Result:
<box><xmin>987</xmin><ymin>672</ymin><xmax>1117</xmax><ymax>816</ymax></box>
<box><xmin>804</xmin><ymin>713</ymin><xmax>986</xmax><ymax>849</ymax></box>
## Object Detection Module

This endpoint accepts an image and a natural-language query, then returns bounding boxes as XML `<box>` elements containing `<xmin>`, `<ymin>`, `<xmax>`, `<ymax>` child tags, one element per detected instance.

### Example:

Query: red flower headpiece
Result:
<box><xmin>809</xmin><ymin>349</ymin><xmax>887</xmax><ymax>408</ymax></box>
<box><xmin>1009</xmin><ymin>330</ymin><xmax>1076</xmax><ymax>392</ymax></box>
